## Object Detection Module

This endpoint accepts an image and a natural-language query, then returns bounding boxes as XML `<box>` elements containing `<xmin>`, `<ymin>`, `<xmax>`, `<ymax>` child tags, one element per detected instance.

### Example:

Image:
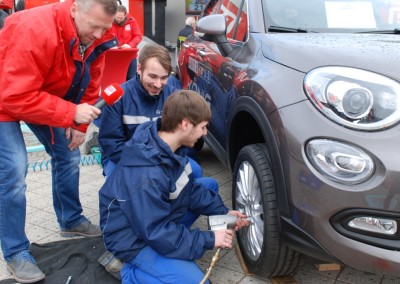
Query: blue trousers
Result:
<box><xmin>0</xmin><ymin>122</ymin><xmax>87</xmax><ymax>260</ymax></box>
<box><xmin>121</xmin><ymin>246</ymin><xmax>210</xmax><ymax>284</ymax></box>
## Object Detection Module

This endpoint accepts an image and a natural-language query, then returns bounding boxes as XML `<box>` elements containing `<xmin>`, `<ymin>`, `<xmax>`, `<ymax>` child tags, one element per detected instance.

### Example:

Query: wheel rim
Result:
<box><xmin>235</xmin><ymin>160</ymin><xmax>264</xmax><ymax>261</ymax></box>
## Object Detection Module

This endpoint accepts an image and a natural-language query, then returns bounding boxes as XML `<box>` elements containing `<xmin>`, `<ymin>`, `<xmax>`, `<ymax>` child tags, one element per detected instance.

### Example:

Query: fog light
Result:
<box><xmin>348</xmin><ymin>217</ymin><xmax>397</xmax><ymax>235</ymax></box>
<box><xmin>332</xmin><ymin>153</ymin><xmax>365</xmax><ymax>173</ymax></box>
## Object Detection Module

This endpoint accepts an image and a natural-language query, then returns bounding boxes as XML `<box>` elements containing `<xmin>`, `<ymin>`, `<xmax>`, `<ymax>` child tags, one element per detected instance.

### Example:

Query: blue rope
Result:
<box><xmin>26</xmin><ymin>154</ymin><xmax>102</xmax><ymax>172</ymax></box>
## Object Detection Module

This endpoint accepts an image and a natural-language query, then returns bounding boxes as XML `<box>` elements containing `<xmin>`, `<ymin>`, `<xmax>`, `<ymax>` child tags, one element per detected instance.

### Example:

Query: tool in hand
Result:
<box><xmin>208</xmin><ymin>214</ymin><xmax>249</xmax><ymax>231</ymax></box>
<box><xmin>199</xmin><ymin>214</ymin><xmax>252</xmax><ymax>284</ymax></box>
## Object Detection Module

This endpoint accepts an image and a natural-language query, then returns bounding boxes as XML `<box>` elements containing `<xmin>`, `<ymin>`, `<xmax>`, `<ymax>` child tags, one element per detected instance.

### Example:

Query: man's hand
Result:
<box><xmin>214</xmin><ymin>229</ymin><xmax>235</xmax><ymax>249</ymax></box>
<box><xmin>227</xmin><ymin>210</ymin><xmax>251</xmax><ymax>231</ymax></box>
<box><xmin>65</xmin><ymin>127</ymin><xmax>86</xmax><ymax>151</ymax></box>
<box><xmin>121</xmin><ymin>44</ymin><xmax>131</xmax><ymax>49</ymax></box>
<box><xmin>74</xmin><ymin>103</ymin><xmax>101</xmax><ymax>124</ymax></box>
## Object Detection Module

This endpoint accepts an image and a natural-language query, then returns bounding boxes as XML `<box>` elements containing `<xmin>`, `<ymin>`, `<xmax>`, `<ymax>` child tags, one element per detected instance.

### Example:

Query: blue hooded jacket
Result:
<box><xmin>99</xmin><ymin>120</ymin><xmax>229</xmax><ymax>262</ymax></box>
<box><xmin>99</xmin><ymin>75</ymin><xmax>181</xmax><ymax>165</ymax></box>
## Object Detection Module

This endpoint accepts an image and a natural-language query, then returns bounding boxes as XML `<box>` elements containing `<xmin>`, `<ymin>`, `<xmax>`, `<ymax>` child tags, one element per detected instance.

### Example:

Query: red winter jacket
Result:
<box><xmin>111</xmin><ymin>14</ymin><xmax>142</xmax><ymax>58</ymax></box>
<box><xmin>0</xmin><ymin>0</ymin><xmax>117</xmax><ymax>132</ymax></box>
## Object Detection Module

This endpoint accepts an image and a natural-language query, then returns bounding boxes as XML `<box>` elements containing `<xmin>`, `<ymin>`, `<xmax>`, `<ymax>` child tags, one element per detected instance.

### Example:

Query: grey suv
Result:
<box><xmin>177</xmin><ymin>0</ymin><xmax>400</xmax><ymax>278</ymax></box>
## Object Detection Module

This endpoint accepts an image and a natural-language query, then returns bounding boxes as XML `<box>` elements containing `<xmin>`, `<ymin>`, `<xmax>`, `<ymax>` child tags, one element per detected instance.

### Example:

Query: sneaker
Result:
<box><xmin>6</xmin><ymin>251</ymin><xmax>45</xmax><ymax>283</ymax></box>
<box><xmin>98</xmin><ymin>250</ymin><xmax>123</xmax><ymax>280</ymax></box>
<box><xmin>60</xmin><ymin>220</ymin><xmax>102</xmax><ymax>238</ymax></box>
<box><xmin>85</xmin><ymin>131</ymin><xmax>99</xmax><ymax>154</ymax></box>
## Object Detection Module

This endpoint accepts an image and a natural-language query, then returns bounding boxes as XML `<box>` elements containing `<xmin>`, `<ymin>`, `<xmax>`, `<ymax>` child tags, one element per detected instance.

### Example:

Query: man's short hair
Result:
<box><xmin>75</xmin><ymin>0</ymin><xmax>118</xmax><ymax>16</ymax></box>
<box><xmin>160</xmin><ymin>90</ymin><xmax>211</xmax><ymax>132</ymax></box>
<box><xmin>138</xmin><ymin>43</ymin><xmax>172</xmax><ymax>74</ymax></box>
<box><xmin>116</xmin><ymin>5</ymin><xmax>127</xmax><ymax>14</ymax></box>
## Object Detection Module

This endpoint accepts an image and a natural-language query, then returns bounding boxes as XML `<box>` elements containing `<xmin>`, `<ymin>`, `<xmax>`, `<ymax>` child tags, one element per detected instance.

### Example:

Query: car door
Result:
<box><xmin>178</xmin><ymin>0</ymin><xmax>248</xmax><ymax>147</ymax></box>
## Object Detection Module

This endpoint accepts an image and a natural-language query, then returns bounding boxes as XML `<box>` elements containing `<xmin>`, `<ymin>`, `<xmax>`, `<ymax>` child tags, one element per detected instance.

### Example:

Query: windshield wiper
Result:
<box><xmin>268</xmin><ymin>26</ymin><xmax>314</xmax><ymax>33</ymax></box>
<box><xmin>357</xmin><ymin>28</ymin><xmax>400</xmax><ymax>34</ymax></box>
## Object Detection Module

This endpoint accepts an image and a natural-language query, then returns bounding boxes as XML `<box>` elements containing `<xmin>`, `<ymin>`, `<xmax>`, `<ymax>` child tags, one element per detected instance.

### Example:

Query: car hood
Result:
<box><xmin>260</xmin><ymin>33</ymin><xmax>400</xmax><ymax>80</ymax></box>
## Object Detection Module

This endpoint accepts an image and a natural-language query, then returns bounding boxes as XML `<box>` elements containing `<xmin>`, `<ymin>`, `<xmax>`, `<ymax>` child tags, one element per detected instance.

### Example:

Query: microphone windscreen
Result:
<box><xmin>101</xmin><ymin>84</ymin><xmax>124</xmax><ymax>106</ymax></box>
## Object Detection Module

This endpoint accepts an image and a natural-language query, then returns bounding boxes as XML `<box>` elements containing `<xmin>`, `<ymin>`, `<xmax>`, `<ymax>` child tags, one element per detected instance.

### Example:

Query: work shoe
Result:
<box><xmin>85</xmin><ymin>131</ymin><xmax>99</xmax><ymax>154</ymax></box>
<box><xmin>60</xmin><ymin>220</ymin><xmax>102</xmax><ymax>238</ymax></box>
<box><xmin>6</xmin><ymin>251</ymin><xmax>45</xmax><ymax>283</ymax></box>
<box><xmin>98</xmin><ymin>250</ymin><xmax>123</xmax><ymax>280</ymax></box>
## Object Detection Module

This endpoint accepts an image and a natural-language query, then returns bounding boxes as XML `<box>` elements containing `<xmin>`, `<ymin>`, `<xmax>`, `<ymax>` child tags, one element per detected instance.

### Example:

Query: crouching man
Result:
<box><xmin>99</xmin><ymin>90</ymin><xmax>249</xmax><ymax>283</ymax></box>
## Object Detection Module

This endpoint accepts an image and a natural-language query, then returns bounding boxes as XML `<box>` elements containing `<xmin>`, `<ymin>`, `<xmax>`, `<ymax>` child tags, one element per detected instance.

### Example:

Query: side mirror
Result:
<box><xmin>196</xmin><ymin>14</ymin><xmax>233</xmax><ymax>57</ymax></box>
<box><xmin>14</xmin><ymin>0</ymin><xmax>25</xmax><ymax>11</ymax></box>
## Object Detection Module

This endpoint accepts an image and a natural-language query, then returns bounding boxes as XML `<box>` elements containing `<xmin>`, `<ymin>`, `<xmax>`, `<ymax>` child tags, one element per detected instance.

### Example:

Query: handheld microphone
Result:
<box><xmin>94</xmin><ymin>83</ymin><xmax>124</xmax><ymax>109</ymax></box>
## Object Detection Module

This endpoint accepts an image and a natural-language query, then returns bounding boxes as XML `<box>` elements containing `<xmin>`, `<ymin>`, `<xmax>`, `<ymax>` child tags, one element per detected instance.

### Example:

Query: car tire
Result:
<box><xmin>232</xmin><ymin>143</ymin><xmax>301</xmax><ymax>277</ymax></box>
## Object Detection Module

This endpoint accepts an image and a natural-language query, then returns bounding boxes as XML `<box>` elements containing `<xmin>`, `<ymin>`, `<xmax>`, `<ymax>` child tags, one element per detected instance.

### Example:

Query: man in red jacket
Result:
<box><xmin>0</xmin><ymin>0</ymin><xmax>118</xmax><ymax>282</ymax></box>
<box><xmin>112</xmin><ymin>5</ymin><xmax>142</xmax><ymax>80</ymax></box>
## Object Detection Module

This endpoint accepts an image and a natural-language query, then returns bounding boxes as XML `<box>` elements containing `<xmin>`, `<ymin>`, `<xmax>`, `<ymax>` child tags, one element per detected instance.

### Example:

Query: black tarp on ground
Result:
<box><xmin>0</xmin><ymin>237</ymin><xmax>120</xmax><ymax>284</ymax></box>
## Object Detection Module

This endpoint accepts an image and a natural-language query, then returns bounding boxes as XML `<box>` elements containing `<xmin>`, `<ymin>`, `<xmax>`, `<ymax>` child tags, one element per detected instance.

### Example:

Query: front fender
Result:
<box><xmin>227</xmin><ymin>95</ymin><xmax>291</xmax><ymax>217</ymax></box>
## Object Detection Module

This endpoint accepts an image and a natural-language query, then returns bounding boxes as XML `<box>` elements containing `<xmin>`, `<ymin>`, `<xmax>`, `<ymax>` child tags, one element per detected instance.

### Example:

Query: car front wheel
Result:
<box><xmin>232</xmin><ymin>143</ymin><xmax>301</xmax><ymax>277</ymax></box>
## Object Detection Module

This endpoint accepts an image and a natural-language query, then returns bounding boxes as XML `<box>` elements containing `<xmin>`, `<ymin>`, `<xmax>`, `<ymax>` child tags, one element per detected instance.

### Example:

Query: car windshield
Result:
<box><xmin>264</xmin><ymin>0</ymin><xmax>400</xmax><ymax>33</ymax></box>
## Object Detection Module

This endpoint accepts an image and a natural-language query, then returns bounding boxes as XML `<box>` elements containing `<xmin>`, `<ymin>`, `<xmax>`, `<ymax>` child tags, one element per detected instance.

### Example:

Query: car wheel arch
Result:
<box><xmin>227</xmin><ymin>95</ymin><xmax>291</xmax><ymax>217</ymax></box>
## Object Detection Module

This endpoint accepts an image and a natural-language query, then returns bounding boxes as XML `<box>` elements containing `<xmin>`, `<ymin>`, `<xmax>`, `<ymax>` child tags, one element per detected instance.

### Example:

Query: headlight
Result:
<box><xmin>306</xmin><ymin>139</ymin><xmax>374</xmax><ymax>185</ymax></box>
<box><xmin>304</xmin><ymin>67</ymin><xmax>400</xmax><ymax>131</ymax></box>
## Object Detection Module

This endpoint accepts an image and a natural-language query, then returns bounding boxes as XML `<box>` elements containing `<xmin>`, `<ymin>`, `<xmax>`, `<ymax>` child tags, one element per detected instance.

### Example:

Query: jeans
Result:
<box><xmin>0</xmin><ymin>122</ymin><xmax>86</xmax><ymax>260</ymax></box>
<box><xmin>121</xmin><ymin>246</ymin><xmax>210</xmax><ymax>284</ymax></box>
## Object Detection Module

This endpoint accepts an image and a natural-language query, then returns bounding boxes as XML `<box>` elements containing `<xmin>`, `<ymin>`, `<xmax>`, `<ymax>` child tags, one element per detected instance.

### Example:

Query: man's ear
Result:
<box><xmin>70</xmin><ymin>2</ymin><xmax>78</xmax><ymax>18</ymax></box>
<box><xmin>181</xmin><ymin>118</ymin><xmax>191</xmax><ymax>131</ymax></box>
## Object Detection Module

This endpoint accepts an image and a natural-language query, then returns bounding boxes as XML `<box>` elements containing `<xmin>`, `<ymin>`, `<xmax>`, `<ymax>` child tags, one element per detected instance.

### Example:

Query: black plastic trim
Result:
<box><xmin>227</xmin><ymin>96</ymin><xmax>291</xmax><ymax>217</ymax></box>
<box><xmin>331</xmin><ymin>208</ymin><xmax>400</xmax><ymax>250</ymax></box>
<box><xmin>281</xmin><ymin>217</ymin><xmax>339</xmax><ymax>263</ymax></box>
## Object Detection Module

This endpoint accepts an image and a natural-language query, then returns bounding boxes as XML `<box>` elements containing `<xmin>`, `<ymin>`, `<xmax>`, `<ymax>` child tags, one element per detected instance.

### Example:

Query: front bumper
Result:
<box><xmin>274</xmin><ymin>100</ymin><xmax>400</xmax><ymax>276</ymax></box>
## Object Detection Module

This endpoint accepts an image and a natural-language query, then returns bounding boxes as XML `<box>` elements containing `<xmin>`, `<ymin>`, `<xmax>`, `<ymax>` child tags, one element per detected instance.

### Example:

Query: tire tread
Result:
<box><xmin>233</xmin><ymin>143</ymin><xmax>302</xmax><ymax>278</ymax></box>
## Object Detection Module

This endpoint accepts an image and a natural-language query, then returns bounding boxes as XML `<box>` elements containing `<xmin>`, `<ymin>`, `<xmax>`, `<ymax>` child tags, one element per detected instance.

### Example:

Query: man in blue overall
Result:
<box><xmin>99</xmin><ymin>90</ymin><xmax>249</xmax><ymax>283</ymax></box>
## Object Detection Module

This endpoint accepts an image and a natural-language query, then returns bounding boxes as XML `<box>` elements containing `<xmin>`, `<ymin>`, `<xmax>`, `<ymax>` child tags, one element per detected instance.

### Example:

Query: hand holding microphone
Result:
<box><xmin>74</xmin><ymin>83</ymin><xmax>124</xmax><ymax>125</ymax></box>
<box><xmin>93</xmin><ymin>83</ymin><xmax>124</xmax><ymax>109</ymax></box>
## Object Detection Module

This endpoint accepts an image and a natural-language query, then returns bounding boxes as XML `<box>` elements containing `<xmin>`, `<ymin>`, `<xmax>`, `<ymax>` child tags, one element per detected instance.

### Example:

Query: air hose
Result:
<box><xmin>199</xmin><ymin>248</ymin><xmax>221</xmax><ymax>284</ymax></box>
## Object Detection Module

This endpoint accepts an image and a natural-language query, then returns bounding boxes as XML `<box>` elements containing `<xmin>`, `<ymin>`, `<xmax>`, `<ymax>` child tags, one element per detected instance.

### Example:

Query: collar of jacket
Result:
<box><xmin>54</xmin><ymin>0</ymin><xmax>117</xmax><ymax>62</ymax></box>
<box><xmin>119</xmin><ymin>119</ymin><xmax>187</xmax><ymax>169</ymax></box>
